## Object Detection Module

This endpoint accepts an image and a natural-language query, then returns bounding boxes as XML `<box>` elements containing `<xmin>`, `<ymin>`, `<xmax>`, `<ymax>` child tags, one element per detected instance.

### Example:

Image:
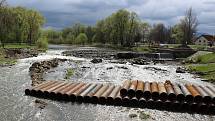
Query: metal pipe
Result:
<box><xmin>190</xmin><ymin>102</ymin><xmax>198</xmax><ymax>112</ymax></box>
<box><xmin>44</xmin><ymin>82</ymin><xmax>67</xmax><ymax>97</ymax></box>
<box><xmin>154</xmin><ymin>99</ymin><xmax>163</xmax><ymax>109</ymax></box>
<box><xmin>193</xmin><ymin>84</ymin><xmax>211</xmax><ymax>103</ymax></box>
<box><xmin>151</xmin><ymin>82</ymin><xmax>159</xmax><ymax>101</ymax></box>
<box><xmin>165</xmin><ymin>81</ymin><xmax>176</xmax><ymax>101</ymax></box>
<box><xmin>84</xmin><ymin>84</ymin><xmax>103</xmax><ymax>102</ymax></box>
<box><xmin>130</xmin><ymin>97</ymin><xmax>138</xmax><ymax>107</ymax></box>
<box><xmin>172</xmin><ymin>100</ymin><xmax>181</xmax><ymax>111</ymax></box>
<box><xmin>99</xmin><ymin>85</ymin><xmax>115</xmax><ymax>103</ymax></box>
<box><xmin>185</xmin><ymin>84</ymin><xmax>202</xmax><ymax>103</ymax></box>
<box><xmin>58</xmin><ymin>83</ymin><xmax>78</xmax><ymax>100</ymax></box>
<box><xmin>92</xmin><ymin>85</ymin><xmax>109</xmax><ymax>103</ymax></box>
<box><xmin>200</xmin><ymin>86</ymin><xmax>215</xmax><ymax>104</ymax></box>
<box><xmin>172</xmin><ymin>83</ymin><xmax>185</xmax><ymax>102</ymax></box>
<box><xmin>179</xmin><ymin>84</ymin><xmax>193</xmax><ymax>103</ymax></box>
<box><xmin>25</xmin><ymin>81</ymin><xmax>53</xmax><ymax>95</ymax></box>
<box><xmin>139</xmin><ymin>97</ymin><xmax>146</xmax><ymax>108</ymax></box>
<box><xmin>70</xmin><ymin>83</ymin><xmax>91</xmax><ymax>101</ymax></box>
<box><xmin>122</xmin><ymin>96</ymin><xmax>130</xmax><ymax>105</ymax></box>
<box><xmin>208</xmin><ymin>103</ymin><xmax>215</xmax><ymax>114</ymax></box>
<box><xmin>181</xmin><ymin>101</ymin><xmax>189</xmax><ymax>111</ymax></box>
<box><xmin>37</xmin><ymin>81</ymin><xmax>62</xmax><ymax>96</ymax></box>
<box><xmin>107</xmin><ymin>86</ymin><xmax>121</xmax><ymax>104</ymax></box>
<box><xmin>50</xmin><ymin>83</ymin><xmax>73</xmax><ymax>98</ymax></box>
<box><xmin>207</xmin><ymin>85</ymin><xmax>215</xmax><ymax>93</ymax></box>
<box><xmin>136</xmin><ymin>81</ymin><xmax>144</xmax><ymax>99</ymax></box>
<box><xmin>30</xmin><ymin>81</ymin><xmax>55</xmax><ymax>95</ymax></box>
<box><xmin>120</xmin><ymin>80</ymin><xmax>131</xmax><ymax>97</ymax></box>
<box><xmin>77</xmin><ymin>83</ymin><xmax>97</xmax><ymax>102</ymax></box>
<box><xmin>198</xmin><ymin>103</ymin><xmax>208</xmax><ymax>113</ymax></box>
<box><xmin>64</xmin><ymin>83</ymin><xmax>85</xmax><ymax>100</ymax></box>
<box><xmin>147</xmin><ymin>98</ymin><xmax>154</xmax><ymax>109</ymax></box>
<box><xmin>158</xmin><ymin>82</ymin><xmax>167</xmax><ymax>101</ymax></box>
<box><xmin>164</xmin><ymin>100</ymin><xmax>171</xmax><ymax>110</ymax></box>
<box><xmin>127</xmin><ymin>80</ymin><xmax>138</xmax><ymax>98</ymax></box>
<box><xmin>114</xmin><ymin>91</ymin><xmax>122</xmax><ymax>105</ymax></box>
<box><xmin>143</xmin><ymin>81</ymin><xmax>151</xmax><ymax>99</ymax></box>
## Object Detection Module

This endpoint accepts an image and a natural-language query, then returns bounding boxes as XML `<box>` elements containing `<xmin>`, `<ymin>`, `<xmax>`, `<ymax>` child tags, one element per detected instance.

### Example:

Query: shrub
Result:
<box><xmin>36</xmin><ymin>36</ymin><xmax>48</xmax><ymax>49</ymax></box>
<box><xmin>75</xmin><ymin>33</ymin><xmax>88</xmax><ymax>45</ymax></box>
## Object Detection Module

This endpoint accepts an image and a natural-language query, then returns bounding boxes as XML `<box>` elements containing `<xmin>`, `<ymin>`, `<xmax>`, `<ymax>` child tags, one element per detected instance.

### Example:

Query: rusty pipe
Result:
<box><xmin>25</xmin><ymin>81</ymin><xmax>53</xmax><ymax>95</ymax></box>
<box><xmin>30</xmin><ymin>81</ymin><xmax>56</xmax><ymax>95</ymax></box>
<box><xmin>127</xmin><ymin>80</ymin><xmax>138</xmax><ymax>98</ymax></box>
<box><xmin>136</xmin><ymin>81</ymin><xmax>144</xmax><ymax>99</ymax></box>
<box><xmin>77</xmin><ymin>83</ymin><xmax>97</xmax><ymax>102</ymax></box>
<box><xmin>37</xmin><ymin>81</ymin><xmax>62</xmax><ymax>96</ymax></box>
<box><xmin>147</xmin><ymin>98</ymin><xmax>154</xmax><ymax>109</ymax></box>
<box><xmin>172</xmin><ymin>100</ymin><xmax>181</xmax><ymax>111</ymax></box>
<box><xmin>198</xmin><ymin>103</ymin><xmax>208</xmax><ymax>113</ymax></box>
<box><xmin>99</xmin><ymin>85</ymin><xmax>115</xmax><ymax>103</ymax></box>
<box><xmin>44</xmin><ymin>82</ymin><xmax>67</xmax><ymax>97</ymax></box>
<box><xmin>163</xmin><ymin>100</ymin><xmax>172</xmax><ymax>110</ymax></box>
<box><xmin>114</xmin><ymin>91</ymin><xmax>122</xmax><ymax>105</ymax></box>
<box><xmin>190</xmin><ymin>102</ymin><xmax>198</xmax><ymax>112</ymax></box>
<box><xmin>84</xmin><ymin>84</ymin><xmax>103</xmax><ymax>102</ymax></box>
<box><xmin>130</xmin><ymin>97</ymin><xmax>138</xmax><ymax>106</ymax></box>
<box><xmin>154</xmin><ymin>99</ymin><xmax>163</xmax><ymax>109</ymax></box>
<box><xmin>70</xmin><ymin>83</ymin><xmax>91</xmax><ymax>101</ymax></box>
<box><xmin>165</xmin><ymin>81</ymin><xmax>176</xmax><ymax>101</ymax></box>
<box><xmin>50</xmin><ymin>83</ymin><xmax>73</xmax><ymax>99</ymax></box>
<box><xmin>151</xmin><ymin>82</ymin><xmax>159</xmax><ymax>101</ymax></box>
<box><xmin>172</xmin><ymin>83</ymin><xmax>185</xmax><ymax>102</ymax></box>
<box><xmin>139</xmin><ymin>97</ymin><xmax>146</xmax><ymax>108</ymax></box>
<box><xmin>181</xmin><ymin>101</ymin><xmax>189</xmax><ymax>111</ymax></box>
<box><xmin>120</xmin><ymin>80</ymin><xmax>131</xmax><ymax>97</ymax></box>
<box><xmin>143</xmin><ymin>81</ymin><xmax>151</xmax><ymax>99</ymax></box>
<box><xmin>122</xmin><ymin>96</ymin><xmax>130</xmax><ymax>105</ymax></box>
<box><xmin>58</xmin><ymin>83</ymin><xmax>78</xmax><ymax>100</ymax></box>
<box><xmin>185</xmin><ymin>84</ymin><xmax>202</xmax><ymax>103</ymax></box>
<box><xmin>179</xmin><ymin>84</ymin><xmax>193</xmax><ymax>103</ymax></box>
<box><xmin>107</xmin><ymin>86</ymin><xmax>121</xmax><ymax>104</ymax></box>
<box><xmin>208</xmin><ymin>103</ymin><xmax>215</xmax><ymax>114</ymax></box>
<box><xmin>92</xmin><ymin>85</ymin><xmax>109</xmax><ymax>103</ymax></box>
<box><xmin>158</xmin><ymin>82</ymin><xmax>168</xmax><ymax>101</ymax></box>
<box><xmin>64</xmin><ymin>83</ymin><xmax>85</xmax><ymax>100</ymax></box>
<box><xmin>201</xmin><ymin>86</ymin><xmax>215</xmax><ymax>104</ymax></box>
<box><xmin>193</xmin><ymin>84</ymin><xmax>211</xmax><ymax>103</ymax></box>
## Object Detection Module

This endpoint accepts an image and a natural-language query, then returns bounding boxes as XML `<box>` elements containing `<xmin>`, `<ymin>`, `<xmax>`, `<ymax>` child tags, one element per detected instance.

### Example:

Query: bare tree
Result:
<box><xmin>0</xmin><ymin>0</ymin><xmax>6</xmax><ymax>7</ymax></box>
<box><xmin>180</xmin><ymin>7</ymin><xmax>198</xmax><ymax>46</ymax></box>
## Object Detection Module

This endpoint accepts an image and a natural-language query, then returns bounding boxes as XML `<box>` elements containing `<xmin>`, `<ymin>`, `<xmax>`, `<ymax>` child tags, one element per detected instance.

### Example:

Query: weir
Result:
<box><xmin>25</xmin><ymin>80</ymin><xmax>215</xmax><ymax>114</ymax></box>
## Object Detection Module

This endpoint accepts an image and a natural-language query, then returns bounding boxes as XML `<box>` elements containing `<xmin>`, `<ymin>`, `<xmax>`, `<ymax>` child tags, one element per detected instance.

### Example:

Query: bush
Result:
<box><xmin>36</xmin><ymin>36</ymin><xmax>48</xmax><ymax>49</ymax></box>
<box><xmin>75</xmin><ymin>33</ymin><xmax>88</xmax><ymax>45</ymax></box>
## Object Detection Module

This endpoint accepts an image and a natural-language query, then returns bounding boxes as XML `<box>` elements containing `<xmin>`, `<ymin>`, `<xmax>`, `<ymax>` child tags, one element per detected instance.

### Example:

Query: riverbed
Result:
<box><xmin>0</xmin><ymin>46</ymin><xmax>214</xmax><ymax>121</ymax></box>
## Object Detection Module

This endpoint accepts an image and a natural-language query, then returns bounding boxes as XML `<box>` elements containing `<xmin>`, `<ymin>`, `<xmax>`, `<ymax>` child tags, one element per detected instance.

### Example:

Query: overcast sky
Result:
<box><xmin>7</xmin><ymin>0</ymin><xmax>215</xmax><ymax>34</ymax></box>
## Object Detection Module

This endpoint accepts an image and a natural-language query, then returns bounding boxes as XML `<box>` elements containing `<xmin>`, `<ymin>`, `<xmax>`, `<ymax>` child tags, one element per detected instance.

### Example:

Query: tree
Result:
<box><xmin>26</xmin><ymin>9</ymin><xmax>45</xmax><ymax>45</ymax></box>
<box><xmin>75</xmin><ymin>33</ymin><xmax>88</xmax><ymax>45</ymax></box>
<box><xmin>0</xmin><ymin>2</ymin><xmax>14</xmax><ymax>48</ymax></box>
<box><xmin>179</xmin><ymin>7</ymin><xmax>198</xmax><ymax>46</ymax></box>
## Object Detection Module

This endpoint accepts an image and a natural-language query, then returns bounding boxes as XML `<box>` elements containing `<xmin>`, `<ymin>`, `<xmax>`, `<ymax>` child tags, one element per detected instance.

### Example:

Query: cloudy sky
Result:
<box><xmin>7</xmin><ymin>0</ymin><xmax>215</xmax><ymax>34</ymax></box>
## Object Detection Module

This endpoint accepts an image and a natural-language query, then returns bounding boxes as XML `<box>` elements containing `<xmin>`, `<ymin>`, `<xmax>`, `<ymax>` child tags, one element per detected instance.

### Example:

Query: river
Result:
<box><xmin>0</xmin><ymin>46</ymin><xmax>214</xmax><ymax>121</ymax></box>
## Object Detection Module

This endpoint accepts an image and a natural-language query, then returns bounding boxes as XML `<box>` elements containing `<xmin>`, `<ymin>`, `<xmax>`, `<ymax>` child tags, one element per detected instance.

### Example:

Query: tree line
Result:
<box><xmin>0</xmin><ymin>0</ymin><xmax>45</xmax><ymax>48</ymax></box>
<box><xmin>1</xmin><ymin>0</ymin><xmax>198</xmax><ymax>48</ymax></box>
<box><xmin>45</xmin><ymin>8</ymin><xmax>198</xmax><ymax>47</ymax></box>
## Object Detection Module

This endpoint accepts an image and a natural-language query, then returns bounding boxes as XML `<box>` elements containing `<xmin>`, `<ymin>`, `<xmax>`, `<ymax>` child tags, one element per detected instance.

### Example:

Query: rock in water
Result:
<box><xmin>91</xmin><ymin>58</ymin><xmax>102</xmax><ymax>63</ymax></box>
<box><xmin>176</xmin><ymin>67</ymin><xmax>186</xmax><ymax>73</ymax></box>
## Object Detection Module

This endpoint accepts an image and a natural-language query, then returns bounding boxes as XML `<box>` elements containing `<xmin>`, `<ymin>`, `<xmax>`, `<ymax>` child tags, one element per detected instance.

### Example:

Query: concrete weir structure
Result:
<box><xmin>25</xmin><ymin>80</ymin><xmax>215</xmax><ymax>114</ymax></box>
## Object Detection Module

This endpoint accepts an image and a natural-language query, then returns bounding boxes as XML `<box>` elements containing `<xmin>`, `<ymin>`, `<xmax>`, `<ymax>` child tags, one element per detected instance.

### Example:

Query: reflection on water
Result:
<box><xmin>0</xmin><ymin>48</ymin><xmax>214</xmax><ymax>121</ymax></box>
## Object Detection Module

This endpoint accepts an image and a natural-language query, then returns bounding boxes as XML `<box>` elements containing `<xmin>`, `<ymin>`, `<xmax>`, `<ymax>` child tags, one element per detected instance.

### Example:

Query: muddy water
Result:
<box><xmin>0</xmin><ymin>47</ymin><xmax>215</xmax><ymax>121</ymax></box>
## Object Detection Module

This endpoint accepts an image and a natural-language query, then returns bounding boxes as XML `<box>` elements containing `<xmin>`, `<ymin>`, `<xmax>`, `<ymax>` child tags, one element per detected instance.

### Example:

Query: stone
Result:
<box><xmin>176</xmin><ymin>67</ymin><xmax>186</xmax><ymax>73</ymax></box>
<box><xmin>91</xmin><ymin>58</ymin><xmax>102</xmax><ymax>63</ymax></box>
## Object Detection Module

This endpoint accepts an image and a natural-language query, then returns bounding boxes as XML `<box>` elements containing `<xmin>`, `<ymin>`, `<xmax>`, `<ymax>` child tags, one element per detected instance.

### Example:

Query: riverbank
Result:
<box><xmin>0</xmin><ymin>44</ymin><xmax>44</xmax><ymax>66</ymax></box>
<box><xmin>184</xmin><ymin>51</ymin><xmax>215</xmax><ymax>83</ymax></box>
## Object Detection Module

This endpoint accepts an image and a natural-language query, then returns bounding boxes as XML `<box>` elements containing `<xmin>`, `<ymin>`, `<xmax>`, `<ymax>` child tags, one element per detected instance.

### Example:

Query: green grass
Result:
<box><xmin>196</xmin><ymin>53</ymin><xmax>215</xmax><ymax>63</ymax></box>
<box><xmin>131</xmin><ymin>46</ymin><xmax>154</xmax><ymax>53</ymax></box>
<box><xmin>187</xmin><ymin>63</ymin><xmax>215</xmax><ymax>83</ymax></box>
<box><xmin>64</xmin><ymin>68</ymin><xmax>74</xmax><ymax>79</ymax></box>
<box><xmin>3</xmin><ymin>43</ymin><xmax>36</xmax><ymax>49</ymax></box>
<box><xmin>0</xmin><ymin>49</ymin><xmax>17</xmax><ymax>66</ymax></box>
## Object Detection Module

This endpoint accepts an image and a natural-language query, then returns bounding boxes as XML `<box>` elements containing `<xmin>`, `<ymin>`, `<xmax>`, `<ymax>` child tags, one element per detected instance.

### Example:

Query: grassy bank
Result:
<box><xmin>185</xmin><ymin>52</ymin><xmax>215</xmax><ymax>83</ymax></box>
<box><xmin>0</xmin><ymin>49</ymin><xmax>17</xmax><ymax>66</ymax></box>
<box><xmin>0</xmin><ymin>44</ymin><xmax>37</xmax><ymax>66</ymax></box>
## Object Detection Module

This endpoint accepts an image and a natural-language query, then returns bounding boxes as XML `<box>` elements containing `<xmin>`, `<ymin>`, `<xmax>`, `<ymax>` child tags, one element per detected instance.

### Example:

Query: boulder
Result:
<box><xmin>91</xmin><ymin>58</ymin><xmax>102</xmax><ymax>63</ymax></box>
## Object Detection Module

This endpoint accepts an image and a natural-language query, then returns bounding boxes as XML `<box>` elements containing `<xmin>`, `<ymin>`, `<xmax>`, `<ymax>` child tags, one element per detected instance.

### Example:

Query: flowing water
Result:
<box><xmin>0</xmin><ymin>46</ymin><xmax>214</xmax><ymax>121</ymax></box>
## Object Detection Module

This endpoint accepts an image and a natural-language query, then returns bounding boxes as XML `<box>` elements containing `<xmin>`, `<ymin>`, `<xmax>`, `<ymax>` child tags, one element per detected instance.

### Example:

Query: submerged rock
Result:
<box><xmin>130</xmin><ymin>58</ymin><xmax>149</xmax><ymax>65</ymax></box>
<box><xmin>91</xmin><ymin>58</ymin><xmax>102</xmax><ymax>63</ymax></box>
<box><xmin>34</xmin><ymin>99</ymin><xmax>47</xmax><ymax>109</ymax></box>
<box><xmin>176</xmin><ymin>67</ymin><xmax>186</xmax><ymax>73</ymax></box>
